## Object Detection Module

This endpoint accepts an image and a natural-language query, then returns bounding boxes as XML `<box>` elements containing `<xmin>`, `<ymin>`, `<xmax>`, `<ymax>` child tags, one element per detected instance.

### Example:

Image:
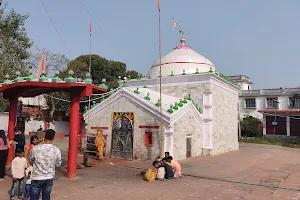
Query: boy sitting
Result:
<box><xmin>161</xmin><ymin>158</ymin><xmax>174</xmax><ymax>179</ymax></box>
<box><xmin>167</xmin><ymin>156</ymin><xmax>182</xmax><ymax>178</ymax></box>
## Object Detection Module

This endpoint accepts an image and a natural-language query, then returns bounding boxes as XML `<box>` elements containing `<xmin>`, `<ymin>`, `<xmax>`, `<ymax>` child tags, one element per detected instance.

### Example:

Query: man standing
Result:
<box><xmin>13</xmin><ymin>127</ymin><xmax>26</xmax><ymax>153</ymax></box>
<box><xmin>29</xmin><ymin>129</ymin><xmax>62</xmax><ymax>200</ymax></box>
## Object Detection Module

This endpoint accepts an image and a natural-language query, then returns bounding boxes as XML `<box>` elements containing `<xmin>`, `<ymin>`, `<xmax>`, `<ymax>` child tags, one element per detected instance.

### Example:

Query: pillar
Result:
<box><xmin>263</xmin><ymin>115</ymin><xmax>266</xmax><ymax>135</ymax></box>
<box><xmin>67</xmin><ymin>92</ymin><xmax>80</xmax><ymax>178</ymax></box>
<box><xmin>78</xmin><ymin>114</ymin><xmax>83</xmax><ymax>151</ymax></box>
<box><xmin>164</xmin><ymin>126</ymin><xmax>174</xmax><ymax>158</ymax></box>
<box><xmin>6</xmin><ymin>96</ymin><xmax>18</xmax><ymax>166</ymax></box>
<box><xmin>286</xmin><ymin>114</ymin><xmax>290</xmax><ymax>136</ymax></box>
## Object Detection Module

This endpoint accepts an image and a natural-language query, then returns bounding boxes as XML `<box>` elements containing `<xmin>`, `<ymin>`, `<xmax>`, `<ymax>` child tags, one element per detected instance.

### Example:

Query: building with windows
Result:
<box><xmin>234</xmin><ymin>75</ymin><xmax>300</xmax><ymax>136</ymax></box>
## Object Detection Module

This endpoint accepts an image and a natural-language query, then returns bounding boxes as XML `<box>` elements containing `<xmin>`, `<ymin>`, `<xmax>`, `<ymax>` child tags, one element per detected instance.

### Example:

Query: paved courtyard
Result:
<box><xmin>1</xmin><ymin>142</ymin><xmax>300</xmax><ymax>199</ymax></box>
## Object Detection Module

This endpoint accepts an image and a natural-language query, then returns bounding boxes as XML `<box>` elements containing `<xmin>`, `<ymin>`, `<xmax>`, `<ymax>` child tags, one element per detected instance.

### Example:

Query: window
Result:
<box><xmin>289</xmin><ymin>94</ymin><xmax>300</xmax><ymax>108</ymax></box>
<box><xmin>266</xmin><ymin>97</ymin><xmax>278</xmax><ymax>108</ymax></box>
<box><xmin>245</xmin><ymin>98</ymin><xmax>256</xmax><ymax>108</ymax></box>
<box><xmin>144</xmin><ymin>132</ymin><xmax>153</xmax><ymax>146</ymax></box>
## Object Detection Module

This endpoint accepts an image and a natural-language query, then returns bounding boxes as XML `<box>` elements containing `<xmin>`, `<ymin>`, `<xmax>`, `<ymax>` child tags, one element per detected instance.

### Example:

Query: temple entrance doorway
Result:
<box><xmin>111</xmin><ymin>113</ymin><xmax>134</xmax><ymax>160</ymax></box>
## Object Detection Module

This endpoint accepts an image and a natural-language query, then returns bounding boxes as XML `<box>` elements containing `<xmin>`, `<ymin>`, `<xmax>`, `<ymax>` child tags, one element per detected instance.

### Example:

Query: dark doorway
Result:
<box><xmin>186</xmin><ymin>138</ymin><xmax>192</xmax><ymax>158</ymax></box>
<box><xmin>111</xmin><ymin>113</ymin><xmax>133</xmax><ymax>160</ymax></box>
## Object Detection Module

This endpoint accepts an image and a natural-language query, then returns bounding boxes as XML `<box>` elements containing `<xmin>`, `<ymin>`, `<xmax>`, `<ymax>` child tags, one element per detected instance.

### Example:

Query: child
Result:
<box><xmin>10</xmin><ymin>150</ymin><xmax>27</xmax><ymax>200</ymax></box>
<box><xmin>152</xmin><ymin>161</ymin><xmax>165</xmax><ymax>181</ymax></box>
<box><xmin>161</xmin><ymin>158</ymin><xmax>174</xmax><ymax>179</ymax></box>
<box><xmin>167</xmin><ymin>156</ymin><xmax>182</xmax><ymax>178</ymax></box>
<box><xmin>24</xmin><ymin>163</ymin><xmax>32</xmax><ymax>200</ymax></box>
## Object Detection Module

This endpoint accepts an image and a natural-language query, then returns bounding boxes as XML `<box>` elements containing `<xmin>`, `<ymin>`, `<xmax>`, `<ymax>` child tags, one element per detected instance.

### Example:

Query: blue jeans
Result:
<box><xmin>30</xmin><ymin>179</ymin><xmax>53</xmax><ymax>200</ymax></box>
<box><xmin>24</xmin><ymin>184</ymin><xmax>31</xmax><ymax>200</ymax></box>
<box><xmin>10</xmin><ymin>177</ymin><xmax>24</xmax><ymax>198</ymax></box>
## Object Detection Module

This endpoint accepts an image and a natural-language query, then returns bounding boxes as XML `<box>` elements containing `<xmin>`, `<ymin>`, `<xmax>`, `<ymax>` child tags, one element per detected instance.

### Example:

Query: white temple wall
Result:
<box><xmin>87</xmin><ymin>97</ymin><xmax>162</xmax><ymax>160</ymax></box>
<box><xmin>0</xmin><ymin>113</ymin><xmax>9</xmax><ymax>133</ymax></box>
<box><xmin>173</xmin><ymin>111</ymin><xmax>203</xmax><ymax>161</ymax></box>
<box><xmin>24</xmin><ymin>120</ymin><xmax>70</xmax><ymax>136</ymax></box>
<box><xmin>210</xmin><ymin>84</ymin><xmax>239</xmax><ymax>155</ymax></box>
<box><xmin>148</xmin><ymin>83</ymin><xmax>211</xmax><ymax>110</ymax></box>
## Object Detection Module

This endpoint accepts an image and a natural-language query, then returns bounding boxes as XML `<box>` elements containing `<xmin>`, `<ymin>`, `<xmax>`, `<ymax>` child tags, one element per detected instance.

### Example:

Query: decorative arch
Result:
<box><xmin>111</xmin><ymin>113</ymin><xmax>134</xmax><ymax>160</ymax></box>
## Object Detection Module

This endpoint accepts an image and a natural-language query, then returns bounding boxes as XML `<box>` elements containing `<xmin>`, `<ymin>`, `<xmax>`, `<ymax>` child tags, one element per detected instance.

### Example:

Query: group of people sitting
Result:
<box><xmin>152</xmin><ymin>152</ymin><xmax>182</xmax><ymax>181</ymax></box>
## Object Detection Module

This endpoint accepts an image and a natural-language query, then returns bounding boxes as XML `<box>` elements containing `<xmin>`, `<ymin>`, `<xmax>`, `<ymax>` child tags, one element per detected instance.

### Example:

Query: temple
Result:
<box><xmin>84</xmin><ymin>34</ymin><xmax>240</xmax><ymax>161</ymax></box>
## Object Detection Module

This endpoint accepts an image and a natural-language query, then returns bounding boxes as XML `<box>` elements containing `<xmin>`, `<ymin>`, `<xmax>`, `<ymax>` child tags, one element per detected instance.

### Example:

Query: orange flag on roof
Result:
<box><xmin>36</xmin><ymin>49</ymin><xmax>46</xmax><ymax>78</ymax></box>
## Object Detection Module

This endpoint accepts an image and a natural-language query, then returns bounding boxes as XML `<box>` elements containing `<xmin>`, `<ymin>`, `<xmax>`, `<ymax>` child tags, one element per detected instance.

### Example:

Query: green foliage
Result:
<box><xmin>57</xmin><ymin>54</ymin><xmax>142</xmax><ymax>112</ymax></box>
<box><xmin>0</xmin><ymin>4</ymin><xmax>32</xmax><ymax>79</ymax></box>
<box><xmin>239</xmin><ymin>137</ymin><xmax>300</xmax><ymax>149</ymax></box>
<box><xmin>60</xmin><ymin>54</ymin><xmax>140</xmax><ymax>89</ymax></box>
<box><xmin>240</xmin><ymin>116</ymin><xmax>263</xmax><ymax>137</ymax></box>
<box><xmin>0</xmin><ymin>3</ymin><xmax>32</xmax><ymax>111</ymax></box>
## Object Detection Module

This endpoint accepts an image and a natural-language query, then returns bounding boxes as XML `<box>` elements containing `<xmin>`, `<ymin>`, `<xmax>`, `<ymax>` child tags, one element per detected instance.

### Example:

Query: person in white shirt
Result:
<box><xmin>10</xmin><ymin>149</ymin><xmax>27</xmax><ymax>200</ymax></box>
<box><xmin>29</xmin><ymin>129</ymin><xmax>62</xmax><ymax>200</ymax></box>
<box><xmin>24</xmin><ymin>164</ymin><xmax>32</xmax><ymax>200</ymax></box>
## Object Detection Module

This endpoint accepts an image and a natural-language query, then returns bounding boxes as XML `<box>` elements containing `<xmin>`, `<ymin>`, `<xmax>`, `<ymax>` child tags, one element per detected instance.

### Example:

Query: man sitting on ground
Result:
<box><xmin>167</xmin><ymin>156</ymin><xmax>182</xmax><ymax>178</ymax></box>
<box><xmin>161</xmin><ymin>158</ymin><xmax>174</xmax><ymax>179</ymax></box>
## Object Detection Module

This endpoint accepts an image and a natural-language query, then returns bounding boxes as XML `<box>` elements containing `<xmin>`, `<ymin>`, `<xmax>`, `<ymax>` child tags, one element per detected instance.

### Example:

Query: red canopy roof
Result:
<box><xmin>0</xmin><ymin>82</ymin><xmax>107</xmax><ymax>98</ymax></box>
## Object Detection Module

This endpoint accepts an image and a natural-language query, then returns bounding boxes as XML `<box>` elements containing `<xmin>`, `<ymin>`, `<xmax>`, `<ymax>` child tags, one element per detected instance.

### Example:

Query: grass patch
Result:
<box><xmin>239</xmin><ymin>137</ymin><xmax>300</xmax><ymax>148</ymax></box>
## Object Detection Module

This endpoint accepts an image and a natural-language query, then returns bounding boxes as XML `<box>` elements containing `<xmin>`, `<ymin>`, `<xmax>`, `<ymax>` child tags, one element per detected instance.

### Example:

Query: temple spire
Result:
<box><xmin>179</xmin><ymin>29</ymin><xmax>185</xmax><ymax>45</ymax></box>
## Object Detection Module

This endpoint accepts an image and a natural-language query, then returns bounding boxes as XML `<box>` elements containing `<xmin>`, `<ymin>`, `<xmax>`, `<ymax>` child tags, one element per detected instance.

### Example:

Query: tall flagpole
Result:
<box><xmin>158</xmin><ymin>0</ymin><xmax>164</xmax><ymax>157</ymax></box>
<box><xmin>88</xmin><ymin>20</ymin><xmax>92</xmax><ymax>131</ymax></box>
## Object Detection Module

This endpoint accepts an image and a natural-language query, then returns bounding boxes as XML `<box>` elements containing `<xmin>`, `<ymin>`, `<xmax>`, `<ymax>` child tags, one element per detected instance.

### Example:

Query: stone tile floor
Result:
<box><xmin>1</xmin><ymin>142</ymin><xmax>300</xmax><ymax>199</ymax></box>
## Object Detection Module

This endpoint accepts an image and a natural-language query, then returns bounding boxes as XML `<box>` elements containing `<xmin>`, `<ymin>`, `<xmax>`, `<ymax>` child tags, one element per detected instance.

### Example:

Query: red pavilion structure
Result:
<box><xmin>0</xmin><ymin>72</ymin><xmax>106</xmax><ymax>178</ymax></box>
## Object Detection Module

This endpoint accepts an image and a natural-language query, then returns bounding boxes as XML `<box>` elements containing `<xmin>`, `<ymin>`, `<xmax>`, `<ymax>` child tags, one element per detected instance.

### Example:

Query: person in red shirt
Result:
<box><xmin>24</xmin><ymin>136</ymin><xmax>39</xmax><ymax>161</ymax></box>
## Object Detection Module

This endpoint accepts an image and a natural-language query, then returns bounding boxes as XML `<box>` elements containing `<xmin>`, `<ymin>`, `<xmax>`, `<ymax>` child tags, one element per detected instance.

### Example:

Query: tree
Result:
<box><xmin>58</xmin><ymin>54</ymin><xmax>141</xmax><ymax>111</ymax></box>
<box><xmin>29</xmin><ymin>49</ymin><xmax>69</xmax><ymax>119</ymax></box>
<box><xmin>0</xmin><ymin>2</ymin><xmax>32</xmax><ymax>111</ymax></box>
<box><xmin>60</xmin><ymin>54</ymin><xmax>140</xmax><ymax>89</ymax></box>
<box><xmin>240</xmin><ymin>115</ymin><xmax>263</xmax><ymax>137</ymax></box>
<box><xmin>28</xmin><ymin>48</ymin><xmax>69</xmax><ymax>77</ymax></box>
<box><xmin>0</xmin><ymin>3</ymin><xmax>32</xmax><ymax>79</ymax></box>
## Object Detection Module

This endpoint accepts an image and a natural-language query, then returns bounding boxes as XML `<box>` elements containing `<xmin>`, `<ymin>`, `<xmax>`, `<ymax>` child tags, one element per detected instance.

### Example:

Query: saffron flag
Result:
<box><xmin>36</xmin><ymin>49</ymin><xmax>46</xmax><ymax>78</ymax></box>
<box><xmin>157</xmin><ymin>0</ymin><xmax>160</xmax><ymax>12</ymax></box>
<box><xmin>172</xmin><ymin>18</ymin><xmax>177</xmax><ymax>31</ymax></box>
<box><xmin>90</xmin><ymin>20</ymin><xmax>92</xmax><ymax>36</ymax></box>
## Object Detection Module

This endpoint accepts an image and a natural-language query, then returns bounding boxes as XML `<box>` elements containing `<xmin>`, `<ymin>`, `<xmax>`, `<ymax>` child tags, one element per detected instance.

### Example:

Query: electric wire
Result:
<box><xmin>79</xmin><ymin>0</ymin><xmax>123</xmax><ymax>59</ymax></box>
<box><xmin>40</xmin><ymin>0</ymin><xmax>70</xmax><ymax>58</ymax></box>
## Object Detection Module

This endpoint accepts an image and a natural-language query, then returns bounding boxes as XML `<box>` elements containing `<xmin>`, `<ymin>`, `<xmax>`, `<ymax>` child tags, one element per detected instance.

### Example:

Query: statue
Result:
<box><xmin>95</xmin><ymin>130</ymin><xmax>105</xmax><ymax>160</ymax></box>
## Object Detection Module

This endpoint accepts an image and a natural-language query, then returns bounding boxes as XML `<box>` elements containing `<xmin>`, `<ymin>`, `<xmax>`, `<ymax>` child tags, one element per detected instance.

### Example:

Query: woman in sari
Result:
<box><xmin>95</xmin><ymin>130</ymin><xmax>105</xmax><ymax>160</ymax></box>
<box><xmin>24</xmin><ymin>135</ymin><xmax>39</xmax><ymax>160</ymax></box>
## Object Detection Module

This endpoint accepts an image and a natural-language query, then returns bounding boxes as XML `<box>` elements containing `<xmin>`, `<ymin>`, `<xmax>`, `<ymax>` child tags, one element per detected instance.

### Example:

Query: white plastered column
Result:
<box><xmin>286</xmin><ymin>114</ymin><xmax>290</xmax><ymax>136</ymax></box>
<box><xmin>263</xmin><ymin>115</ymin><xmax>266</xmax><ymax>135</ymax></box>
<box><xmin>164</xmin><ymin>126</ymin><xmax>174</xmax><ymax>157</ymax></box>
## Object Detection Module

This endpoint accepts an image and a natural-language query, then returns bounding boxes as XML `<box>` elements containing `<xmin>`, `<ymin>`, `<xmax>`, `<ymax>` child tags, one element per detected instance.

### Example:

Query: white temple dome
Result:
<box><xmin>147</xmin><ymin>35</ymin><xmax>216</xmax><ymax>77</ymax></box>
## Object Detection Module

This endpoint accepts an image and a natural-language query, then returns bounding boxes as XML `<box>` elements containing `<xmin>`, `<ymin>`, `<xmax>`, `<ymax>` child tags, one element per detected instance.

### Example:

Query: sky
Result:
<box><xmin>6</xmin><ymin>0</ymin><xmax>300</xmax><ymax>89</ymax></box>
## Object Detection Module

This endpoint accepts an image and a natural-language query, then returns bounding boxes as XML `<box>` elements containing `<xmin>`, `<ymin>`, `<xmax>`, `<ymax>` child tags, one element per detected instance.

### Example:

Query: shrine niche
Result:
<box><xmin>111</xmin><ymin>113</ymin><xmax>134</xmax><ymax>160</ymax></box>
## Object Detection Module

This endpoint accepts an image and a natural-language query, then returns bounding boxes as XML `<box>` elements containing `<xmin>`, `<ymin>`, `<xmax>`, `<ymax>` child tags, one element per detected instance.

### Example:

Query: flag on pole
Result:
<box><xmin>36</xmin><ymin>49</ymin><xmax>46</xmax><ymax>78</ymax></box>
<box><xmin>90</xmin><ymin>20</ymin><xmax>92</xmax><ymax>37</ymax></box>
<box><xmin>157</xmin><ymin>0</ymin><xmax>160</xmax><ymax>12</ymax></box>
<box><xmin>172</xmin><ymin>18</ymin><xmax>177</xmax><ymax>31</ymax></box>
